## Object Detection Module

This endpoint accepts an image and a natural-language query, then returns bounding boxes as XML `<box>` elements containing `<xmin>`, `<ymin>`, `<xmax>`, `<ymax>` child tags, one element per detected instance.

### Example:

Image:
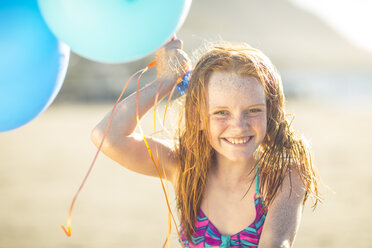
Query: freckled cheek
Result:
<box><xmin>208</xmin><ymin>121</ymin><xmax>227</xmax><ymax>140</ymax></box>
<box><xmin>249</xmin><ymin>116</ymin><xmax>267</xmax><ymax>137</ymax></box>
<box><xmin>260</xmin><ymin>118</ymin><xmax>267</xmax><ymax>139</ymax></box>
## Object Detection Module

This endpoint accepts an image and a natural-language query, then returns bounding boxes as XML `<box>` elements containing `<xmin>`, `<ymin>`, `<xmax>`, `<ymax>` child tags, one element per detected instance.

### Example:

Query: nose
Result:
<box><xmin>230</xmin><ymin>115</ymin><xmax>249</xmax><ymax>131</ymax></box>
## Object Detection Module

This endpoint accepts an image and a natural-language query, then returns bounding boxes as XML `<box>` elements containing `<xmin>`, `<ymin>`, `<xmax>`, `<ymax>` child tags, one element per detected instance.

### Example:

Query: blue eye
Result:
<box><xmin>214</xmin><ymin>110</ymin><xmax>228</xmax><ymax>115</ymax></box>
<box><xmin>250</xmin><ymin>108</ymin><xmax>261</xmax><ymax>113</ymax></box>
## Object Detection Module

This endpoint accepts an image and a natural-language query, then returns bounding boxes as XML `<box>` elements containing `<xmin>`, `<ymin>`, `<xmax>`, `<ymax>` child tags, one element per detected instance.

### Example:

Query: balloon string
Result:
<box><xmin>163</xmin><ymin>81</ymin><xmax>178</xmax><ymax>127</ymax></box>
<box><xmin>155</xmin><ymin>34</ymin><xmax>177</xmax><ymax>247</ymax></box>
<box><xmin>136</xmin><ymin>62</ymin><xmax>185</xmax><ymax>248</ymax></box>
<box><xmin>61</xmin><ymin>67</ymin><xmax>145</xmax><ymax>237</ymax></box>
<box><xmin>153</xmin><ymin>78</ymin><xmax>173</xmax><ymax>248</ymax></box>
<box><xmin>152</xmin><ymin>79</ymin><xmax>171</xmax><ymax>248</ymax></box>
<box><xmin>162</xmin><ymin>78</ymin><xmax>181</xmax><ymax>248</ymax></box>
<box><xmin>61</xmin><ymin>53</ymin><xmax>185</xmax><ymax>247</ymax></box>
<box><xmin>161</xmin><ymin>76</ymin><xmax>180</xmax><ymax>248</ymax></box>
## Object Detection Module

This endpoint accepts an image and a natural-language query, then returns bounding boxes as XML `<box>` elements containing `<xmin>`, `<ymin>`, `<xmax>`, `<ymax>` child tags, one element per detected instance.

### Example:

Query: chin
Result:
<box><xmin>221</xmin><ymin>152</ymin><xmax>255</xmax><ymax>163</ymax></box>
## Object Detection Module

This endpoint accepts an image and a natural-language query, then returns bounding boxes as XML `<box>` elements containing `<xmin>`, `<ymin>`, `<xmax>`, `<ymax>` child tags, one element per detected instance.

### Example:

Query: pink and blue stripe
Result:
<box><xmin>180</xmin><ymin>168</ymin><xmax>267</xmax><ymax>247</ymax></box>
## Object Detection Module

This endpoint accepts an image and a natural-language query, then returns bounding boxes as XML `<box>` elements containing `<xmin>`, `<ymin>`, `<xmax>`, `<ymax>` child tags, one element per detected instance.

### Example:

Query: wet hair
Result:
<box><xmin>175</xmin><ymin>42</ymin><xmax>321</xmax><ymax>241</ymax></box>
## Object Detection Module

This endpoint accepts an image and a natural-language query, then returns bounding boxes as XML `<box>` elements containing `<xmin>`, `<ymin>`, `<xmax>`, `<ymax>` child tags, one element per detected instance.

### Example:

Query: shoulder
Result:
<box><xmin>259</xmin><ymin>167</ymin><xmax>306</xmax><ymax>247</ymax></box>
<box><xmin>268</xmin><ymin>167</ymin><xmax>306</xmax><ymax>226</ymax></box>
<box><xmin>281</xmin><ymin>166</ymin><xmax>307</xmax><ymax>202</ymax></box>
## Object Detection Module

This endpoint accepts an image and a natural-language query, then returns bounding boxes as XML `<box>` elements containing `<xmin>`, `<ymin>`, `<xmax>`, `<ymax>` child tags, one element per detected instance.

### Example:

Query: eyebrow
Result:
<box><xmin>210</xmin><ymin>104</ymin><xmax>266</xmax><ymax>109</ymax></box>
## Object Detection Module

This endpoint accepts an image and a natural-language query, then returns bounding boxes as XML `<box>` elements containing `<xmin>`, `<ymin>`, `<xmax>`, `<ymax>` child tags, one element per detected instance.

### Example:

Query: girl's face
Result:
<box><xmin>206</xmin><ymin>71</ymin><xmax>267</xmax><ymax>163</ymax></box>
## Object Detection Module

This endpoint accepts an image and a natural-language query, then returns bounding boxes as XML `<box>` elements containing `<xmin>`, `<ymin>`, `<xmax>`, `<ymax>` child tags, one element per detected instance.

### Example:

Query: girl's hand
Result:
<box><xmin>154</xmin><ymin>38</ymin><xmax>191</xmax><ymax>80</ymax></box>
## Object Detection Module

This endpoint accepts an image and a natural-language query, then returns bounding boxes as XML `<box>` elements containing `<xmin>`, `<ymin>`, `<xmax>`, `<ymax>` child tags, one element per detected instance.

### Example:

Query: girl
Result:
<box><xmin>91</xmin><ymin>39</ymin><xmax>321</xmax><ymax>247</ymax></box>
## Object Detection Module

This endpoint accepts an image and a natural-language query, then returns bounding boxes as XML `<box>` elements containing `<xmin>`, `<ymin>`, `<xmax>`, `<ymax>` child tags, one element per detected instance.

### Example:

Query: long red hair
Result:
<box><xmin>175</xmin><ymin>42</ymin><xmax>321</xmax><ymax>241</ymax></box>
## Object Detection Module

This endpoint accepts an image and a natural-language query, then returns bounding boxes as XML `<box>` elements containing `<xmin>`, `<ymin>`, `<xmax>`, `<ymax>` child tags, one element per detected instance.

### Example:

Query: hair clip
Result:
<box><xmin>176</xmin><ymin>71</ymin><xmax>191</xmax><ymax>95</ymax></box>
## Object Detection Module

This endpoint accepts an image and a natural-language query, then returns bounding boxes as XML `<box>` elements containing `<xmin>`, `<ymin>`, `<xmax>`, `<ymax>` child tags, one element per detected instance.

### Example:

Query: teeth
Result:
<box><xmin>225</xmin><ymin>137</ymin><xmax>250</xmax><ymax>144</ymax></box>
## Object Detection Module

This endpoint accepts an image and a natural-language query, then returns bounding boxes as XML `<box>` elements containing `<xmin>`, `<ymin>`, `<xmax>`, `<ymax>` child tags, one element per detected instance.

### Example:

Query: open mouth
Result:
<box><xmin>223</xmin><ymin>136</ymin><xmax>253</xmax><ymax>145</ymax></box>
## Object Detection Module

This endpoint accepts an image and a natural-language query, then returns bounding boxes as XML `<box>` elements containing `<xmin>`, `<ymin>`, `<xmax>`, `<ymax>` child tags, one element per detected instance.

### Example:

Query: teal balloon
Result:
<box><xmin>0</xmin><ymin>0</ymin><xmax>70</xmax><ymax>132</ymax></box>
<box><xmin>37</xmin><ymin>0</ymin><xmax>192</xmax><ymax>63</ymax></box>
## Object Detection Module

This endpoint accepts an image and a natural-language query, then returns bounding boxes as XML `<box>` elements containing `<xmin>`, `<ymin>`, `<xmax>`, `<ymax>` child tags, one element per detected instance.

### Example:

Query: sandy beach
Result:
<box><xmin>0</xmin><ymin>100</ymin><xmax>371</xmax><ymax>248</ymax></box>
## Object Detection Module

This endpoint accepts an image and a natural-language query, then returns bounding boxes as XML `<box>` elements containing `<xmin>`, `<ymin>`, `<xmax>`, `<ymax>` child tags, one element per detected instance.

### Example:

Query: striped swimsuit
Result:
<box><xmin>180</xmin><ymin>169</ymin><xmax>267</xmax><ymax>247</ymax></box>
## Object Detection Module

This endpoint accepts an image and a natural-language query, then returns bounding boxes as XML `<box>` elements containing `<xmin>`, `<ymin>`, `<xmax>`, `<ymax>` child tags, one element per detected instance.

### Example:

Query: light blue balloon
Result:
<box><xmin>37</xmin><ymin>0</ymin><xmax>192</xmax><ymax>63</ymax></box>
<box><xmin>0</xmin><ymin>0</ymin><xmax>70</xmax><ymax>132</ymax></box>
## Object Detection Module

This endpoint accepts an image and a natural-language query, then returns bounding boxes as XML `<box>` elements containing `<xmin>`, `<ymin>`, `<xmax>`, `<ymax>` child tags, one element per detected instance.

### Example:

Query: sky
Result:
<box><xmin>290</xmin><ymin>0</ymin><xmax>372</xmax><ymax>54</ymax></box>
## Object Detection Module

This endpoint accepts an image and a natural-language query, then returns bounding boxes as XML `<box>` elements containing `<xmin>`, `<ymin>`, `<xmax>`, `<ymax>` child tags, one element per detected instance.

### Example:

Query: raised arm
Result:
<box><xmin>91</xmin><ymin>39</ymin><xmax>191</xmax><ymax>185</ymax></box>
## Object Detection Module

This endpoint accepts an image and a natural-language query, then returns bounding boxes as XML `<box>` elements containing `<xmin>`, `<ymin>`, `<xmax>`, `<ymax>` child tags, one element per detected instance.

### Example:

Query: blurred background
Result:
<box><xmin>1</xmin><ymin>0</ymin><xmax>372</xmax><ymax>247</ymax></box>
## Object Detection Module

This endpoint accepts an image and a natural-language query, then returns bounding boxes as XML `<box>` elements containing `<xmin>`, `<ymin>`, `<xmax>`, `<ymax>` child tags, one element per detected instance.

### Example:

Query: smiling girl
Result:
<box><xmin>91</xmin><ymin>39</ymin><xmax>321</xmax><ymax>247</ymax></box>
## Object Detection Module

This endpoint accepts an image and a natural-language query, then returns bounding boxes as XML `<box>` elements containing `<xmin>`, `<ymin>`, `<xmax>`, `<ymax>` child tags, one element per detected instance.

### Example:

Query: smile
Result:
<box><xmin>223</xmin><ymin>136</ymin><xmax>252</xmax><ymax>145</ymax></box>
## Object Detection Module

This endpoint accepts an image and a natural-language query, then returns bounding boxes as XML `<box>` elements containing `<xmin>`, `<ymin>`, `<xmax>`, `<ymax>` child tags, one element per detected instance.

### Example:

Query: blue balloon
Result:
<box><xmin>0</xmin><ymin>0</ymin><xmax>70</xmax><ymax>132</ymax></box>
<box><xmin>37</xmin><ymin>0</ymin><xmax>192</xmax><ymax>63</ymax></box>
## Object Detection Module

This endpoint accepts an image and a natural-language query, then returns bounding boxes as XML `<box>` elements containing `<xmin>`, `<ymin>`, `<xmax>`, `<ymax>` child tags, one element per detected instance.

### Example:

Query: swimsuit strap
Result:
<box><xmin>255</xmin><ymin>164</ymin><xmax>260</xmax><ymax>195</ymax></box>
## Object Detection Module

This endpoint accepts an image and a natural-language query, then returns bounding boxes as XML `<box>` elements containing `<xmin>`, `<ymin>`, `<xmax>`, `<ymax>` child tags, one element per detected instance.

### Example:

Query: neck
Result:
<box><xmin>211</xmin><ymin>154</ymin><xmax>257</xmax><ymax>187</ymax></box>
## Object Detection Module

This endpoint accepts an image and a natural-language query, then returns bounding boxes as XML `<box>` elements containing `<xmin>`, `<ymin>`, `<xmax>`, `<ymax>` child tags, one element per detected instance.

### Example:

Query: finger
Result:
<box><xmin>177</xmin><ymin>50</ymin><xmax>192</xmax><ymax>69</ymax></box>
<box><xmin>172</xmin><ymin>52</ymin><xmax>192</xmax><ymax>72</ymax></box>
<box><xmin>165</xmin><ymin>39</ymin><xmax>183</xmax><ymax>50</ymax></box>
